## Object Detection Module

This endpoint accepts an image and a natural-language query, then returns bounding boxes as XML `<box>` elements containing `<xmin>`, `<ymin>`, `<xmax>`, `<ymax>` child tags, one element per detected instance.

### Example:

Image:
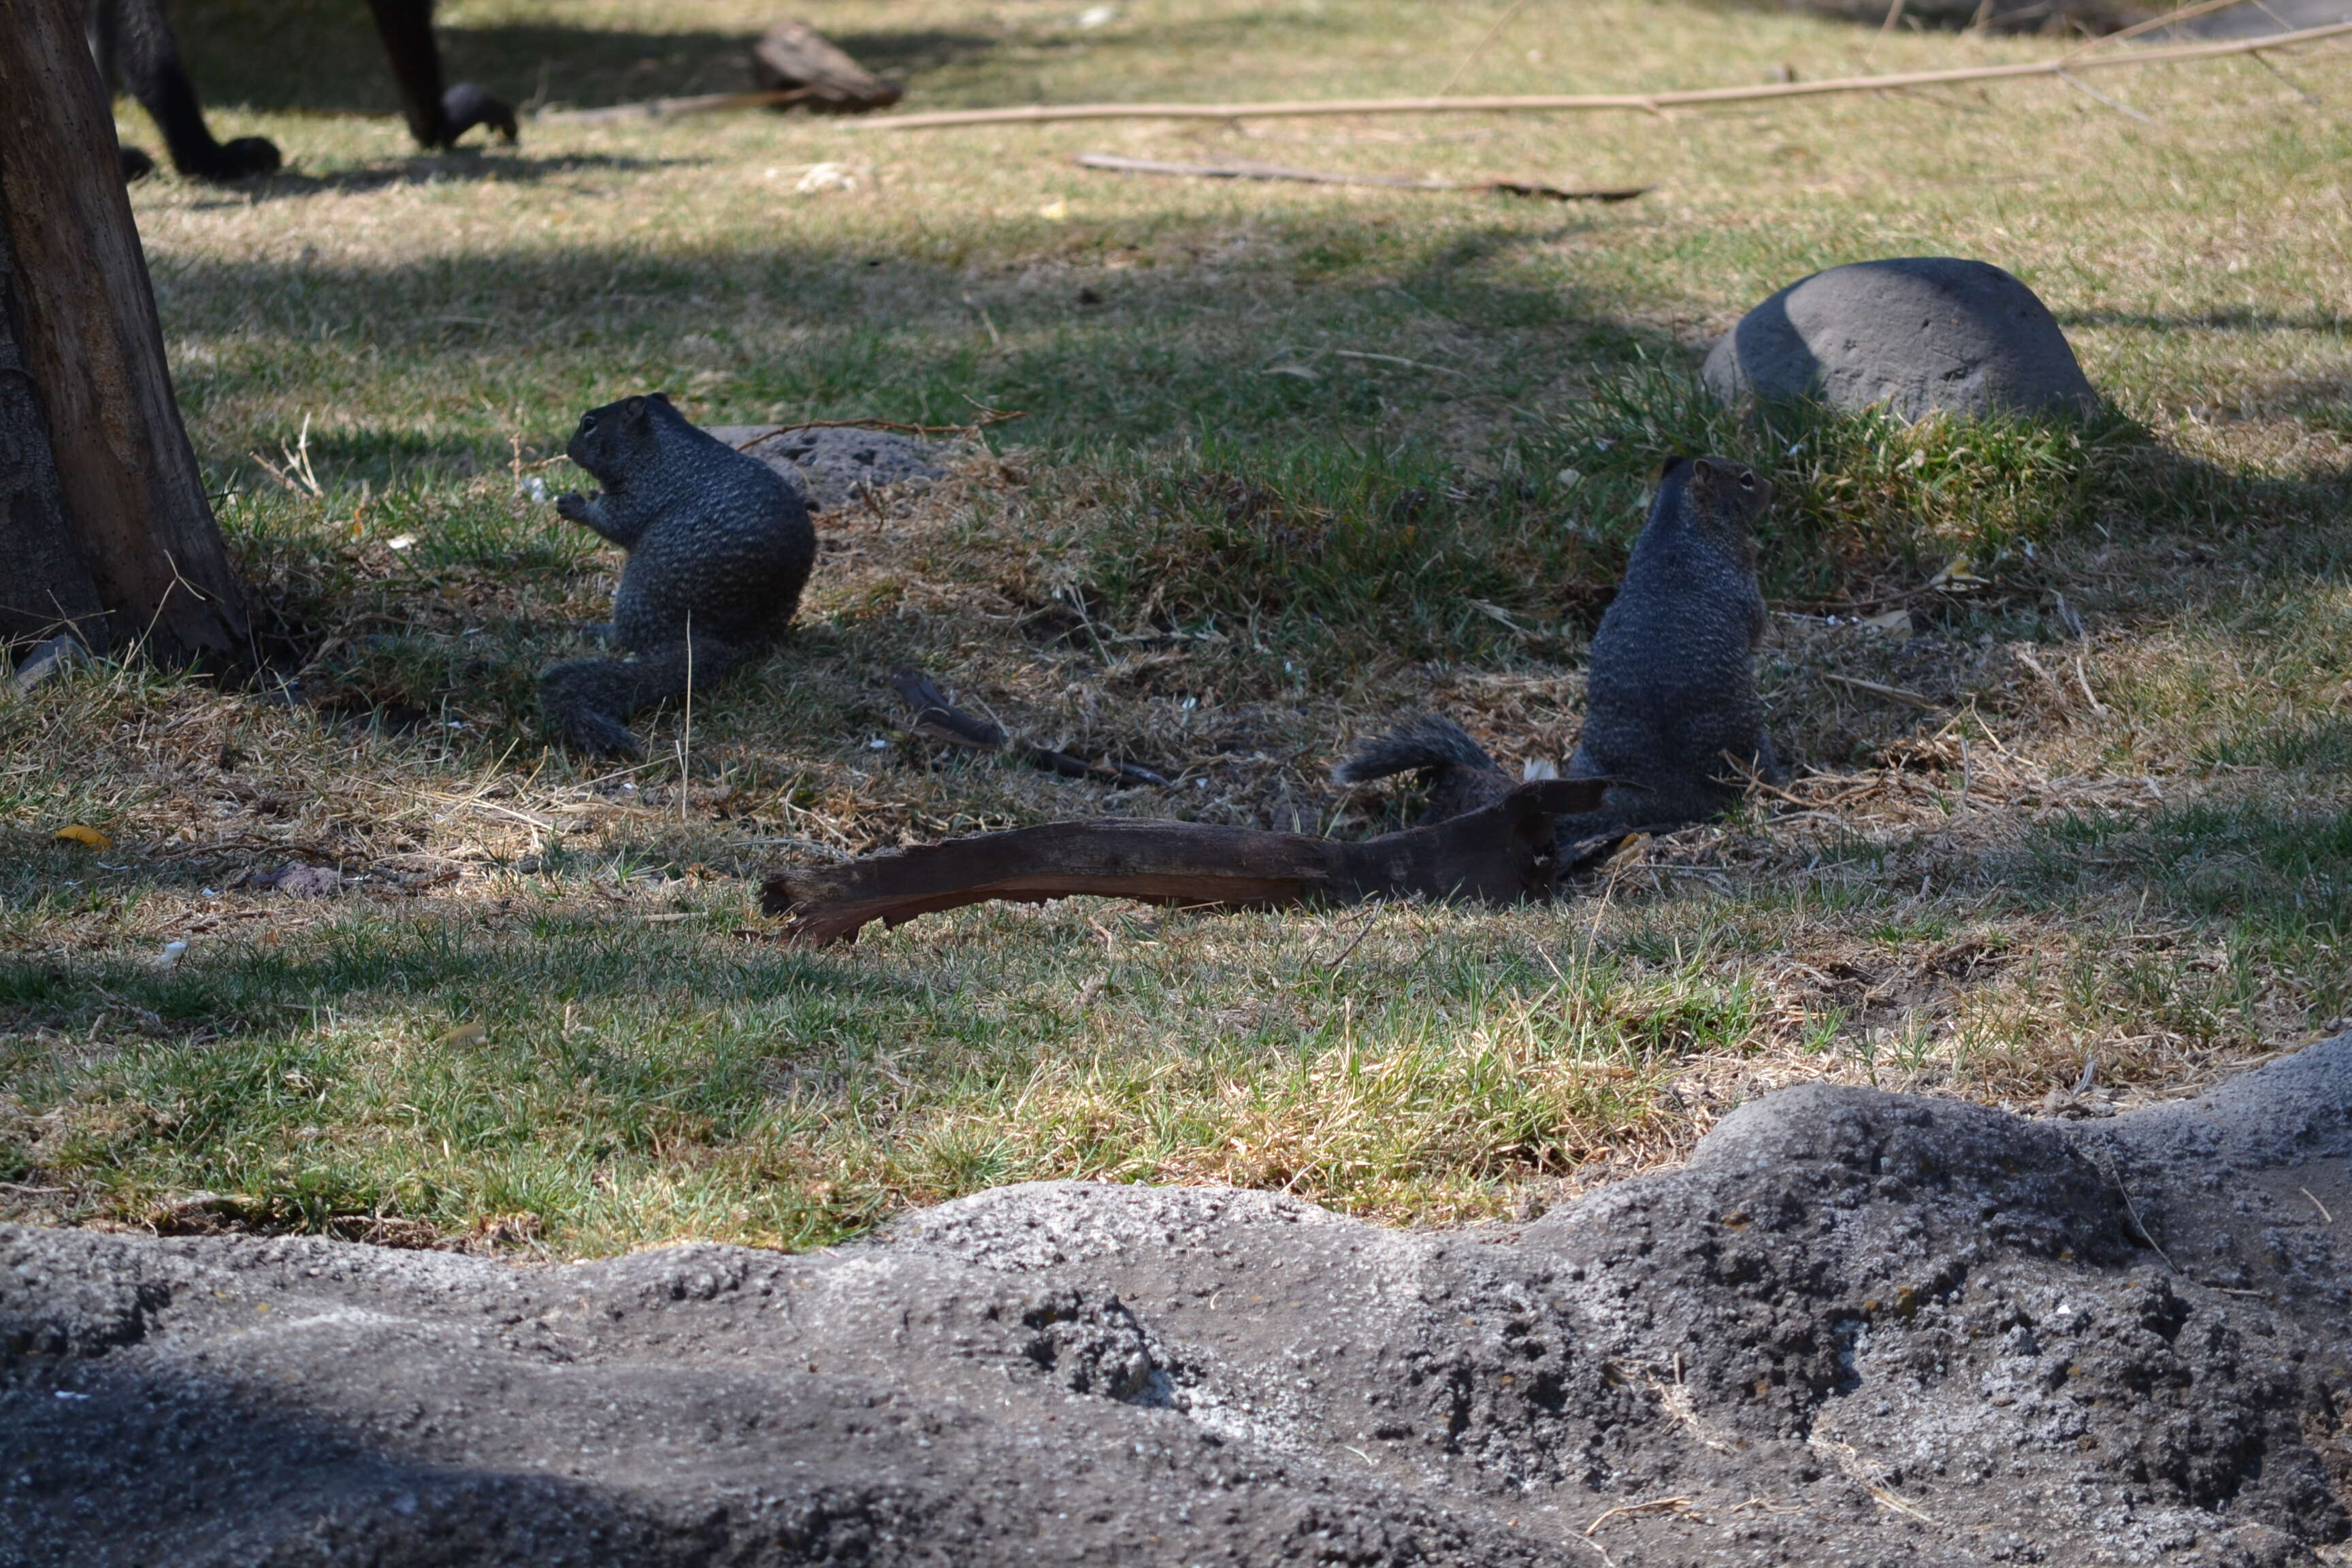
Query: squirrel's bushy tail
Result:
<box><xmin>1331</xmin><ymin>713</ymin><xmax>1500</xmax><ymax>785</ymax></box>
<box><xmin>1333</xmin><ymin>713</ymin><xmax>1520</xmax><ymax>826</ymax></box>
<box><xmin>539</xmin><ymin>634</ymin><xmax>747</xmax><ymax>760</ymax></box>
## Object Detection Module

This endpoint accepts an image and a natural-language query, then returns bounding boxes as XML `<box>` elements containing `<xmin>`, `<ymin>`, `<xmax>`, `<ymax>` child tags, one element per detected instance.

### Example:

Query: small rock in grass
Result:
<box><xmin>706</xmin><ymin>425</ymin><xmax>946</xmax><ymax>512</ymax></box>
<box><xmin>1703</xmin><ymin>256</ymin><xmax>2097</xmax><ymax>422</ymax></box>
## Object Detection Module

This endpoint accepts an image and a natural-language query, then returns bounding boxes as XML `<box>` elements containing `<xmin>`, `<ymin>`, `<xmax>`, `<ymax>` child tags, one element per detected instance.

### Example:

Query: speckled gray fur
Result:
<box><xmin>538</xmin><ymin>395</ymin><xmax>815</xmax><ymax>758</ymax></box>
<box><xmin>1339</xmin><ymin>456</ymin><xmax>1783</xmax><ymax>847</ymax></box>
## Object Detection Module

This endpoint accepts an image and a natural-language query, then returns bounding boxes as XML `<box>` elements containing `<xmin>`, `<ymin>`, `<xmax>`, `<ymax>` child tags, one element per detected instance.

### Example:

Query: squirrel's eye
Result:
<box><xmin>1738</xmin><ymin>472</ymin><xmax>1756</xmax><ymax>489</ymax></box>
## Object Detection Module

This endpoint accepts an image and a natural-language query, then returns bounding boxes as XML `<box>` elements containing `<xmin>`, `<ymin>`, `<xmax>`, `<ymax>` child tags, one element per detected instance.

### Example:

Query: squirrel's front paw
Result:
<box><xmin>555</xmin><ymin>492</ymin><xmax>593</xmax><ymax>522</ymax></box>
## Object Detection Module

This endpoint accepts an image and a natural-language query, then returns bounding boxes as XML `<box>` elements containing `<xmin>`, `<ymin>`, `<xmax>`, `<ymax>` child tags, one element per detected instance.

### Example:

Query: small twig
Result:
<box><xmin>2057</xmin><ymin>70</ymin><xmax>2157</xmax><ymax>122</ymax></box>
<box><xmin>865</xmin><ymin>22</ymin><xmax>2352</xmax><ymax>131</ymax></box>
<box><xmin>2247</xmin><ymin>48</ymin><xmax>2322</xmax><ymax>103</ymax></box>
<box><xmin>2091</xmin><ymin>1152</ymin><xmax>2182</xmax><ymax>1275</ymax></box>
<box><xmin>536</xmin><ymin>86</ymin><xmax>813</xmax><ymax>125</ymax></box>
<box><xmin>2072</xmin><ymin>653</ymin><xmax>2107</xmax><ymax>715</ymax></box>
<box><xmin>890</xmin><ymin>666</ymin><xmax>1171</xmax><ymax>787</ymax></box>
<box><xmin>1333</xmin><ymin>349</ymin><xmax>1469</xmax><ymax>376</ymax></box>
<box><xmin>1437</xmin><ymin>0</ymin><xmax>1537</xmax><ymax>96</ymax></box>
<box><xmin>730</xmin><ymin>408</ymin><xmax>1027</xmax><ymax>451</ymax></box>
<box><xmin>2068</xmin><ymin>0</ymin><xmax>2268</xmax><ymax>54</ymax></box>
<box><xmin>1586</xmin><ymin>1495</ymin><xmax>1695</xmax><ymax>1537</ymax></box>
<box><xmin>1822</xmin><ymin>672</ymin><xmax>1940</xmax><ymax>710</ymax></box>
<box><xmin>1073</xmin><ymin>151</ymin><xmax>1646</xmax><ymax>202</ymax></box>
<box><xmin>2304</xmin><ymin>1186</ymin><xmax>2334</xmax><ymax>1224</ymax></box>
<box><xmin>962</xmin><ymin>295</ymin><xmax>1003</xmax><ymax>348</ymax></box>
<box><xmin>1326</xmin><ymin>907</ymin><xmax>1382</xmax><ymax>974</ymax></box>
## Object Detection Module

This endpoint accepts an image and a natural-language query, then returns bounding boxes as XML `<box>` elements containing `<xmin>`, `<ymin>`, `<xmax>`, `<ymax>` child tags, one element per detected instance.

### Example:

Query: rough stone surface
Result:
<box><xmin>1701</xmin><ymin>257</ymin><xmax>2097</xmax><ymax>421</ymax></box>
<box><xmin>704</xmin><ymin>424</ymin><xmax>945</xmax><ymax>512</ymax></box>
<box><xmin>11</xmin><ymin>1036</ymin><xmax>2352</xmax><ymax>1566</ymax></box>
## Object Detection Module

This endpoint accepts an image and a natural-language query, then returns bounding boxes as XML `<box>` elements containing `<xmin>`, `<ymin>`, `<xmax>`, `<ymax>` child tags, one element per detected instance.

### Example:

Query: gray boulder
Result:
<box><xmin>11</xmin><ymin>1034</ymin><xmax>2352</xmax><ymax>1565</ymax></box>
<box><xmin>704</xmin><ymin>423</ymin><xmax>945</xmax><ymax>512</ymax></box>
<box><xmin>1702</xmin><ymin>256</ymin><xmax>2097</xmax><ymax>421</ymax></box>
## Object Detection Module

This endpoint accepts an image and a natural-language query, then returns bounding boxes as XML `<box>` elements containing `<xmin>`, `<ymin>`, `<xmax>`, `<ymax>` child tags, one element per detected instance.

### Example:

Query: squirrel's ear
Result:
<box><xmin>1691</xmin><ymin>457</ymin><xmax>1718</xmax><ymax>482</ymax></box>
<box><xmin>648</xmin><ymin>391</ymin><xmax>674</xmax><ymax>407</ymax></box>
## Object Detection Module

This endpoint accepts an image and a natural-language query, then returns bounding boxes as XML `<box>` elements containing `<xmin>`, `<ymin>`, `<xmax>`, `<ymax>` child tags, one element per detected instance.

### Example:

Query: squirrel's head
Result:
<box><xmin>1665</xmin><ymin>455</ymin><xmax>1772</xmax><ymax>534</ymax></box>
<box><xmin>566</xmin><ymin>392</ymin><xmax>676</xmax><ymax>481</ymax></box>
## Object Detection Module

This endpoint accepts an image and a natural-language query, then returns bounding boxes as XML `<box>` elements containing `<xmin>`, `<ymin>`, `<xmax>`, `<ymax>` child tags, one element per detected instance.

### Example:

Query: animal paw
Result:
<box><xmin>118</xmin><ymin>145</ymin><xmax>157</xmax><ymax>182</ymax></box>
<box><xmin>559</xmin><ymin>710</ymin><xmax>643</xmax><ymax>761</ymax></box>
<box><xmin>555</xmin><ymin>492</ymin><xmax>592</xmax><ymax>523</ymax></box>
<box><xmin>184</xmin><ymin>136</ymin><xmax>282</xmax><ymax>181</ymax></box>
<box><xmin>442</xmin><ymin>84</ymin><xmax>518</xmax><ymax>144</ymax></box>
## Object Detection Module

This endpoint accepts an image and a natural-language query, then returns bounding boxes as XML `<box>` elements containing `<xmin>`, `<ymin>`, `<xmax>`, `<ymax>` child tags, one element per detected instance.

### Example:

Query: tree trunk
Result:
<box><xmin>0</xmin><ymin>0</ymin><xmax>248</xmax><ymax>662</ymax></box>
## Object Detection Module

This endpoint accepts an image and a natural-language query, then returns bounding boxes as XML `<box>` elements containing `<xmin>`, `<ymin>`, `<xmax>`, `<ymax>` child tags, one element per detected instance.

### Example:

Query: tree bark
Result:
<box><xmin>762</xmin><ymin>779</ymin><xmax>1609</xmax><ymax>944</ymax></box>
<box><xmin>0</xmin><ymin>0</ymin><xmax>248</xmax><ymax>662</ymax></box>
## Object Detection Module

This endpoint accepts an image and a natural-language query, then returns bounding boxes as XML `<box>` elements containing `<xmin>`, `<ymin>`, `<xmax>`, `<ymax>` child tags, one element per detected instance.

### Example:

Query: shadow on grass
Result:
<box><xmin>169</xmin><ymin>1</ymin><xmax>1361</xmax><ymax>118</ymax></box>
<box><xmin>159</xmin><ymin>214</ymin><xmax>1677</xmax><ymax>482</ymax></box>
<box><xmin>184</xmin><ymin>152</ymin><xmax>705</xmax><ymax>202</ymax></box>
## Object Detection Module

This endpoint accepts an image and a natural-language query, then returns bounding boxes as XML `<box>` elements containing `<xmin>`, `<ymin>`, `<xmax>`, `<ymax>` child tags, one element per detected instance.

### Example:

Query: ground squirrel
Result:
<box><xmin>1337</xmin><ymin>455</ymin><xmax>1783</xmax><ymax>846</ymax></box>
<box><xmin>538</xmin><ymin>394</ymin><xmax>817</xmax><ymax>759</ymax></box>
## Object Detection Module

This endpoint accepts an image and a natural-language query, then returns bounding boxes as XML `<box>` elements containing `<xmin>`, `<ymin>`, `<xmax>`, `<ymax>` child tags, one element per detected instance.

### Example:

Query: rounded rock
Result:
<box><xmin>1701</xmin><ymin>256</ymin><xmax>2096</xmax><ymax>421</ymax></box>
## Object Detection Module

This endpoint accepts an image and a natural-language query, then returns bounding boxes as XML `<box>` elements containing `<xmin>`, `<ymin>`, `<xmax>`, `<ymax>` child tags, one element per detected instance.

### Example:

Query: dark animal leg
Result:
<box><xmin>363</xmin><ymin>0</ymin><xmax>516</xmax><ymax>148</ymax></box>
<box><xmin>539</xmin><ymin>634</ymin><xmax>748</xmax><ymax>761</ymax></box>
<box><xmin>93</xmin><ymin>0</ymin><xmax>280</xmax><ymax>181</ymax></box>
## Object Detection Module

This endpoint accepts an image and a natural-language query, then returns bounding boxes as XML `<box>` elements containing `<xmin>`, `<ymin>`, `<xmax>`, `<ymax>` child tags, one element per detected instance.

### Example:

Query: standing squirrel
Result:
<box><xmin>539</xmin><ymin>394</ymin><xmax>817</xmax><ymax>759</ymax></box>
<box><xmin>1336</xmin><ymin>455</ymin><xmax>1783</xmax><ymax>846</ymax></box>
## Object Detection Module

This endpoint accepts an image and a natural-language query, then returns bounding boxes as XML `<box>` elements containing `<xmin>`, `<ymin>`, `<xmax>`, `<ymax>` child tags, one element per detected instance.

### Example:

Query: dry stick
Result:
<box><xmin>1073</xmin><ymin>152</ymin><xmax>1647</xmax><ymax>201</ymax></box>
<box><xmin>1822</xmin><ymin>672</ymin><xmax>1940</xmax><ymax>709</ymax></box>
<box><xmin>729</xmin><ymin>408</ymin><xmax>1028</xmax><ymax>452</ymax></box>
<box><xmin>1435</xmin><ymin>0</ymin><xmax>1538</xmax><ymax>97</ymax></box>
<box><xmin>2058</xmin><ymin>69</ymin><xmax>2157</xmax><ymax>120</ymax></box>
<box><xmin>536</xmin><ymin>87</ymin><xmax>813</xmax><ymax>125</ymax></box>
<box><xmin>2069</xmin><ymin>0</ymin><xmax>2271</xmax><ymax>53</ymax></box>
<box><xmin>861</xmin><ymin>20</ymin><xmax>2352</xmax><ymax>130</ymax></box>
<box><xmin>1586</xmin><ymin>1496</ymin><xmax>1695</xmax><ymax>1536</ymax></box>
<box><xmin>2247</xmin><ymin>48</ymin><xmax>2323</xmax><ymax>103</ymax></box>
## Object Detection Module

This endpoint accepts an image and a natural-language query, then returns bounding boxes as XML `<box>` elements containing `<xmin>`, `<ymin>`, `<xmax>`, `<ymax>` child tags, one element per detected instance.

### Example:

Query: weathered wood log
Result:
<box><xmin>750</xmin><ymin>20</ymin><xmax>902</xmax><ymax>115</ymax></box>
<box><xmin>0</xmin><ymin>0</ymin><xmax>248</xmax><ymax>660</ymax></box>
<box><xmin>762</xmin><ymin>778</ymin><xmax>1609</xmax><ymax>944</ymax></box>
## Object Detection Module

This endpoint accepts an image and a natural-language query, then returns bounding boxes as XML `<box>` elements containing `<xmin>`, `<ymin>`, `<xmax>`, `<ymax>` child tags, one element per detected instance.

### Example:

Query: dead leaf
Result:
<box><xmin>438</xmin><ymin>1023</ymin><xmax>487</xmax><ymax>1049</ymax></box>
<box><xmin>54</xmin><ymin>825</ymin><xmax>110</xmax><ymax>849</ymax></box>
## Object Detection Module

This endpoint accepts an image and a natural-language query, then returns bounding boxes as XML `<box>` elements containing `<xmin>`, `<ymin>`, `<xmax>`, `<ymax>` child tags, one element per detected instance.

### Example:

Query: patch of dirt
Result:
<box><xmin>11</xmin><ymin>1035</ymin><xmax>2352</xmax><ymax>1565</ymax></box>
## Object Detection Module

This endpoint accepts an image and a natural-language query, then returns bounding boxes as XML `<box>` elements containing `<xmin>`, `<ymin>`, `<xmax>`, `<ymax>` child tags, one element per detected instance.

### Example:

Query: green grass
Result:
<box><xmin>3</xmin><ymin>0</ymin><xmax>2351</xmax><ymax>1253</ymax></box>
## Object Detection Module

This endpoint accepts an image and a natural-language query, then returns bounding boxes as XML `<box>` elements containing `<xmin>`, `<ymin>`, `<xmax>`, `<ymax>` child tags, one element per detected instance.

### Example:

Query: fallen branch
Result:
<box><xmin>536</xmin><ymin>88</ymin><xmax>813</xmax><ymax>125</ymax></box>
<box><xmin>763</xmin><ymin>777</ymin><xmax>1607</xmax><ymax>943</ymax></box>
<box><xmin>728</xmin><ymin>408</ymin><xmax>1028</xmax><ymax>450</ymax></box>
<box><xmin>892</xmin><ymin>668</ymin><xmax>1172</xmax><ymax>788</ymax></box>
<box><xmin>1074</xmin><ymin>152</ymin><xmax>1648</xmax><ymax>201</ymax></box>
<box><xmin>1823</xmin><ymin>672</ymin><xmax>1941</xmax><ymax>709</ymax></box>
<box><xmin>862</xmin><ymin>20</ymin><xmax>2352</xmax><ymax>131</ymax></box>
